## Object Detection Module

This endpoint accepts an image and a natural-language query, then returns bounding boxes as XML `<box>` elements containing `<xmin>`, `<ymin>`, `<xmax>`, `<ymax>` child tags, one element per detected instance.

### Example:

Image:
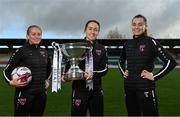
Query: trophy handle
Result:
<box><xmin>52</xmin><ymin>42</ymin><xmax>63</xmax><ymax>50</ymax></box>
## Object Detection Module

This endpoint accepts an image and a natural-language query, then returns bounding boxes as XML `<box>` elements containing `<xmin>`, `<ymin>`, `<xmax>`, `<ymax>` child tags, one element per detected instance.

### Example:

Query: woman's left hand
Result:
<box><xmin>141</xmin><ymin>70</ymin><xmax>154</xmax><ymax>81</ymax></box>
<box><xmin>84</xmin><ymin>70</ymin><xmax>93</xmax><ymax>80</ymax></box>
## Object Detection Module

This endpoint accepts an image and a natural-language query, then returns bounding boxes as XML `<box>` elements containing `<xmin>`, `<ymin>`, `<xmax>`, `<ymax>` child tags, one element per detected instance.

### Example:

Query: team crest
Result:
<box><xmin>139</xmin><ymin>45</ymin><xmax>146</xmax><ymax>52</ymax></box>
<box><xmin>18</xmin><ymin>98</ymin><xmax>27</xmax><ymax>106</ymax></box>
<box><xmin>74</xmin><ymin>99</ymin><xmax>81</xmax><ymax>107</ymax></box>
<box><xmin>144</xmin><ymin>92</ymin><xmax>149</xmax><ymax>98</ymax></box>
<box><xmin>96</xmin><ymin>49</ymin><xmax>102</xmax><ymax>56</ymax></box>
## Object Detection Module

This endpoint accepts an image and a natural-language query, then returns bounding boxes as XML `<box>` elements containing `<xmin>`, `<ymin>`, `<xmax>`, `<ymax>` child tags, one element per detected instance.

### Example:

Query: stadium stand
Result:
<box><xmin>0</xmin><ymin>39</ymin><xmax>179</xmax><ymax>67</ymax></box>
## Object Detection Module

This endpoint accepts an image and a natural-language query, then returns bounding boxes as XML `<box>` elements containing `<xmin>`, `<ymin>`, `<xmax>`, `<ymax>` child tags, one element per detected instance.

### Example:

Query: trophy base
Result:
<box><xmin>64</xmin><ymin>68</ymin><xmax>85</xmax><ymax>80</ymax></box>
<box><xmin>63</xmin><ymin>77</ymin><xmax>84</xmax><ymax>81</ymax></box>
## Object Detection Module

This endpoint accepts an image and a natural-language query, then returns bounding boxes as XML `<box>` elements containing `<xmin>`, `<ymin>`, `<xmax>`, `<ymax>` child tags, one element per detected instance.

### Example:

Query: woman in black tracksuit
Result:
<box><xmin>3</xmin><ymin>25</ymin><xmax>51</xmax><ymax>116</ymax></box>
<box><xmin>63</xmin><ymin>20</ymin><xmax>108</xmax><ymax>116</ymax></box>
<box><xmin>118</xmin><ymin>14</ymin><xmax>177</xmax><ymax>116</ymax></box>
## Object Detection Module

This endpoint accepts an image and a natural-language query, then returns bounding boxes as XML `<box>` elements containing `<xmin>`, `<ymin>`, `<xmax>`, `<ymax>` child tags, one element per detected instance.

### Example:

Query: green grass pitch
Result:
<box><xmin>0</xmin><ymin>68</ymin><xmax>180</xmax><ymax>116</ymax></box>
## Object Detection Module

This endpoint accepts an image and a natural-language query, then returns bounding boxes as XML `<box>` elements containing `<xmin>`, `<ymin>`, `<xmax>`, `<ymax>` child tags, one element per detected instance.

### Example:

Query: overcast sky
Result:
<box><xmin>0</xmin><ymin>0</ymin><xmax>180</xmax><ymax>39</ymax></box>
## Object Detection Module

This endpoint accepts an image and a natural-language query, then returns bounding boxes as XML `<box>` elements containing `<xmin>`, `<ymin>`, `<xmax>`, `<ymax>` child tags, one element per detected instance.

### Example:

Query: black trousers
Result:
<box><xmin>14</xmin><ymin>90</ymin><xmax>47</xmax><ymax>116</ymax></box>
<box><xmin>71</xmin><ymin>88</ymin><xmax>104</xmax><ymax>116</ymax></box>
<box><xmin>125</xmin><ymin>87</ymin><xmax>159</xmax><ymax>116</ymax></box>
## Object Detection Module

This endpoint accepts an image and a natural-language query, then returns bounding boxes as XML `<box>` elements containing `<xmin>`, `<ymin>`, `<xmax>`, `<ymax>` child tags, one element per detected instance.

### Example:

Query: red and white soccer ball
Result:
<box><xmin>11</xmin><ymin>66</ymin><xmax>32</xmax><ymax>83</ymax></box>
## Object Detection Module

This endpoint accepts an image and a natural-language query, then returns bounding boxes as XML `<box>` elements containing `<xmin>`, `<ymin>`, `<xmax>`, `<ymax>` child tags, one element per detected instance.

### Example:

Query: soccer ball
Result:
<box><xmin>11</xmin><ymin>66</ymin><xmax>32</xmax><ymax>83</ymax></box>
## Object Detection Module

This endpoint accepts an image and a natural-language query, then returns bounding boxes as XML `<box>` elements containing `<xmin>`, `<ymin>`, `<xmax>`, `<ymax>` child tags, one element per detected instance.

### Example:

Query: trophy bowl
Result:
<box><xmin>61</xmin><ymin>42</ymin><xmax>91</xmax><ymax>80</ymax></box>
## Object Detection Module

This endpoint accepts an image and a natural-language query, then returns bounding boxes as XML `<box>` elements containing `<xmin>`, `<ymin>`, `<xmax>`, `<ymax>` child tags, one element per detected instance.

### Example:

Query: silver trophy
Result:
<box><xmin>61</xmin><ymin>42</ymin><xmax>91</xmax><ymax>80</ymax></box>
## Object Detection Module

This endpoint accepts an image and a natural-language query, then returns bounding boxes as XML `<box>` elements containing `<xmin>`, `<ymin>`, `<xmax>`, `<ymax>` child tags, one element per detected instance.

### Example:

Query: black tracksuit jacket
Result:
<box><xmin>118</xmin><ymin>34</ymin><xmax>177</xmax><ymax>89</ymax></box>
<box><xmin>3</xmin><ymin>42</ymin><xmax>51</xmax><ymax>93</ymax></box>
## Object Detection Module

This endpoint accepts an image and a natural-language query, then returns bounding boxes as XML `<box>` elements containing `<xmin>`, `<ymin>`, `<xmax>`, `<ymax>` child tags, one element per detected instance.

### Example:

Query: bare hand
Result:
<box><xmin>9</xmin><ymin>77</ymin><xmax>28</xmax><ymax>87</ymax></box>
<box><xmin>61</xmin><ymin>75</ymin><xmax>66</xmax><ymax>82</ymax></box>
<box><xmin>60</xmin><ymin>75</ymin><xmax>71</xmax><ymax>82</ymax></box>
<box><xmin>84</xmin><ymin>70</ymin><xmax>93</xmax><ymax>80</ymax></box>
<box><xmin>141</xmin><ymin>70</ymin><xmax>154</xmax><ymax>81</ymax></box>
<box><xmin>45</xmin><ymin>79</ymin><xmax>49</xmax><ymax>89</ymax></box>
<box><xmin>123</xmin><ymin>70</ymin><xmax>128</xmax><ymax>78</ymax></box>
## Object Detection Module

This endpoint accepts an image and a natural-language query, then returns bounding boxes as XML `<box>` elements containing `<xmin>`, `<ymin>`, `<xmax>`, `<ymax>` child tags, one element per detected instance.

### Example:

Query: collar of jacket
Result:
<box><xmin>24</xmin><ymin>40</ymin><xmax>42</xmax><ymax>49</ymax></box>
<box><xmin>83</xmin><ymin>37</ymin><xmax>98</xmax><ymax>46</ymax></box>
<box><xmin>133</xmin><ymin>33</ymin><xmax>147</xmax><ymax>40</ymax></box>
